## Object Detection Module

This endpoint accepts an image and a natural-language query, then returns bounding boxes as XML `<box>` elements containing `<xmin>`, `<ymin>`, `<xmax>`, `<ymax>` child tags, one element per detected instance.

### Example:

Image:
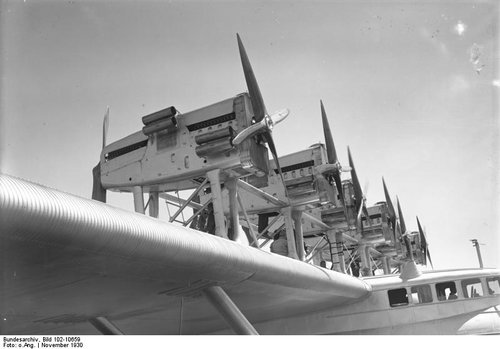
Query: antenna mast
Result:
<box><xmin>470</xmin><ymin>239</ymin><xmax>484</xmax><ymax>269</ymax></box>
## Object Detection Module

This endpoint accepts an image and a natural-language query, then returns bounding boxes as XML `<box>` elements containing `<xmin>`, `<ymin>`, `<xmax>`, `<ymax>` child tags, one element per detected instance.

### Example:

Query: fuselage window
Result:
<box><xmin>462</xmin><ymin>278</ymin><xmax>484</xmax><ymax>298</ymax></box>
<box><xmin>436</xmin><ymin>281</ymin><xmax>457</xmax><ymax>301</ymax></box>
<box><xmin>388</xmin><ymin>288</ymin><xmax>409</xmax><ymax>307</ymax></box>
<box><xmin>410</xmin><ymin>285</ymin><xmax>433</xmax><ymax>304</ymax></box>
<box><xmin>487</xmin><ymin>277</ymin><xmax>500</xmax><ymax>295</ymax></box>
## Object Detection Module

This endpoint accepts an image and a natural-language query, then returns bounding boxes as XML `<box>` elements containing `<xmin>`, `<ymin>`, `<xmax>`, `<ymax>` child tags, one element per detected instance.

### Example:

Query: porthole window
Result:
<box><xmin>388</xmin><ymin>288</ymin><xmax>408</xmax><ymax>307</ymax></box>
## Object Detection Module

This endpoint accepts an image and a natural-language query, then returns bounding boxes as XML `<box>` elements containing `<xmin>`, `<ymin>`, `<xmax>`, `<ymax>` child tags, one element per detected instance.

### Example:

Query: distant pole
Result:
<box><xmin>470</xmin><ymin>239</ymin><xmax>484</xmax><ymax>269</ymax></box>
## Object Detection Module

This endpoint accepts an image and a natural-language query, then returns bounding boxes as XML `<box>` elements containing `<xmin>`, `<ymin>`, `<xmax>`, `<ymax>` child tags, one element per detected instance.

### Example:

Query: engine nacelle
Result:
<box><xmin>99</xmin><ymin>93</ymin><xmax>269</xmax><ymax>193</ymax></box>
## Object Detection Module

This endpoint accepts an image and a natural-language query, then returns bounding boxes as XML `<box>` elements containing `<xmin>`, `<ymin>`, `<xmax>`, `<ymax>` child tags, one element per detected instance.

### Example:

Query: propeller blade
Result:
<box><xmin>416</xmin><ymin>216</ymin><xmax>424</xmax><ymax>238</ymax></box>
<box><xmin>382</xmin><ymin>178</ymin><xmax>396</xmax><ymax>238</ymax></box>
<box><xmin>356</xmin><ymin>199</ymin><xmax>364</xmax><ymax>231</ymax></box>
<box><xmin>332</xmin><ymin>173</ymin><xmax>344</xmax><ymax>206</ymax></box>
<box><xmin>416</xmin><ymin>216</ymin><xmax>426</xmax><ymax>244</ymax></box>
<box><xmin>394</xmin><ymin>220</ymin><xmax>407</xmax><ymax>257</ymax></box>
<box><xmin>417</xmin><ymin>216</ymin><xmax>433</xmax><ymax>268</ymax></box>
<box><xmin>232</xmin><ymin>119</ymin><xmax>267</xmax><ymax>145</ymax></box>
<box><xmin>269</xmin><ymin>108</ymin><xmax>289</xmax><ymax>126</ymax></box>
<box><xmin>102</xmin><ymin>106</ymin><xmax>109</xmax><ymax>149</ymax></box>
<box><xmin>320</xmin><ymin>100</ymin><xmax>339</xmax><ymax>164</ymax></box>
<box><xmin>396</xmin><ymin>198</ymin><xmax>413</xmax><ymax>260</ymax></box>
<box><xmin>92</xmin><ymin>108</ymin><xmax>109</xmax><ymax>203</ymax></box>
<box><xmin>416</xmin><ymin>216</ymin><xmax>426</xmax><ymax>265</ymax></box>
<box><xmin>396</xmin><ymin>197</ymin><xmax>407</xmax><ymax>235</ymax></box>
<box><xmin>392</xmin><ymin>218</ymin><xmax>398</xmax><ymax>243</ymax></box>
<box><xmin>237</xmin><ymin>33</ymin><xmax>267</xmax><ymax>122</ymax></box>
<box><xmin>321</xmin><ymin>101</ymin><xmax>344</xmax><ymax>205</ymax></box>
<box><xmin>382</xmin><ymin>177</ymin><xmax>396</xmax><ymax>228</ymax></box>
<box><xmin>237</xmin><ymin>34</ymin><xmax>288</xmax><ymax>199</ymax></box>
<box><xmin>427</xmin><ymin>247</ymin><xmax>434</xmax><ymax>269</ymax></box>
<box><xmin>264</xmin><ymin>132</ymin><xmax>288</xmax><ymax>197</ymax></box>
<box><xmin>363</xmin><ymin>207</ymin><xmax>371</xmax><ymax>228</ymax></box>
<box><xmin>233</xmin><ymin>109</ymin><xmax>289</xmax><ymax>146</ymax></box>
<box><xmin>395</xmin><ymin>220</ymin><xmax>403</xmax><ymax>241</ymax></box>
<box><xmin>347</xmin><ymin>147</ymin><xmax>364</xmax><ymax>215</ymax></box>
<box><xmin>403</xmin><ymin>234</ymin><xmax>414</xmax><ymax>260</ymax></box>
<box><xmin>362</xmin><ymin>181</ymin><xmax>371</xmax><ymax>225</ymax></box>
<box><xmin>92</xmin><ymin>161</ymin><xmax>106</xmax><ymax>202</ymax></box>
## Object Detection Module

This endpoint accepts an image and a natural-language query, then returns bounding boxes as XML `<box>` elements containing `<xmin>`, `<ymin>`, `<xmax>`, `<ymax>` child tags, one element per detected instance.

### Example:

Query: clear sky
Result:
<box><xmin>1</xmin><ymin>0</ymin><xmax>499</xmax><ymax>269</ymax></box>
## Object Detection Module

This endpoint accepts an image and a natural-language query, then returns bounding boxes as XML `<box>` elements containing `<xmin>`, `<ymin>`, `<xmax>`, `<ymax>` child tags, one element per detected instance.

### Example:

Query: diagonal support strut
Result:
<box><xmin>203</xmin><ymin>286</ymin><xmax>259</xmax><ymax>335</ymax></box>
<box><xmin>88</xmin><ymin>316</ymin><xmax>124</xmax><ymax>335</ymax></box>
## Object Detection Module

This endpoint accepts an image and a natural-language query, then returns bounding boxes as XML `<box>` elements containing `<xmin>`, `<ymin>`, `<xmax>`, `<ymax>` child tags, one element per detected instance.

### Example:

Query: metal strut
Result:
<box><xmin>89</xmin><ymin>316</ymin><xmax>124</xmax><ymax>335</ymax></box>
<box><xmin>169</xmin><ymin>178</ymin><xmax>208</xmax><ymax>223</ymax></box>
<box><xmin>183</xmin><ymin>198</ymin><xmax>212</xmax><ymax>227</ymax></box>
<box><xmin>207</xmin><ymin>169</ymin><xmax>228</xmax><ymax>238</ymax></box>
<box><xmin>149</xmin><ymin>192</ymin><xmax>159</xmax><ymax>218</ymax></box>
<box><xmin>236</xmin><ymin>179</ymin><xmax>288</xmax><ymax>207</ymax></box>
<box><xmin>203</xmin><ymin>286</ymin><xmax>259</xmax><ymax>335</ymax></box>
<box><xmin>236</xmin><ymin>191</ymin><xmax>259</xmax><ymax>247</ymax></box>
<box><xmin>132</xmin><ymin>186</ymin><xmax>145</xmax><ymax>214</ymax></box>
<box><xmin>305</xmin><ymin>237</ymin><xmax>326</xmax><ymax>263</ymax></box>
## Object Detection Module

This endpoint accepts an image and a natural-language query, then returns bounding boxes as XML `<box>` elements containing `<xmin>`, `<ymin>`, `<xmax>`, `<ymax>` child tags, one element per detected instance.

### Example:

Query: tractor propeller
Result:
<box><xmin>320</xmin><ymin>100</ymin><xmax>344</xmax><ymax>206</ymax></box>
<box><xmin>396</xmin><ymin>197</ymin><xmax>407</xmax><ymax>234</ymax></box>
<box><xmin>394</xmin><ymin>218</ymin><xmax>412</xmax><ymax>261</ymax></box>
<box><xmin>232</xmin><ymin>34</ymin><xmax>289</xmax><ymax>195</ymax></box>
<box><xmin>417</xmin><ymin>216</ymin><xmax>433</xmax><ymax>268</ymax></box>
<box><xmin>382</xmin><ymin>177</ymin><xmax>397</xmax><ymax>233</ymax></box>
<box><xmin>397</xmin><ymin>197</ymin><xmax>413</xmax><ymax>260</ymax></box>
<box><xmin>395</xmin><ymin>220</ymin><xmax>403</xmax><ymax>246</ymax></box>
<box><xmin>347</xmin><ymin>147</ymin><xmax>371</xmax><ymax>229</ymax></box>
<box><xmin>91</xmin><ymin>107</ymin><xmax>109</xmax><ymax>203</ymax></box>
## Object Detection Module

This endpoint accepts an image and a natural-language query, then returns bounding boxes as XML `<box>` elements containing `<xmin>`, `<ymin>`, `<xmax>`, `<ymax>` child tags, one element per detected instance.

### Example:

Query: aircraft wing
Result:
<box><xmin>0</xmin><ymin>174</ymin><xmax>370</xmax><ymax>335</ymax></box>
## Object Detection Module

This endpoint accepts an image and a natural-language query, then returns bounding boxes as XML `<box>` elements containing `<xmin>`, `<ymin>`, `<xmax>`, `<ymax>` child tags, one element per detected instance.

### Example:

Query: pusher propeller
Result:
<box><xmin>320</xmin><ymin>100</ymin><xmax>345</xmax><ymax>206</ymax></box>
<box><xmin>417</xmin><ymin>216</ymin><xmax>433</xmax><ymax>268</ymax></box>
<box><xmin>232</xmin><ymin>34</ymin><xmax>289</xmax><ymax>195</ymax></box>
<box><xmin>91</xmin><ymin>107</ymin><xmax>109</xmax><ymax>203</ymax></box>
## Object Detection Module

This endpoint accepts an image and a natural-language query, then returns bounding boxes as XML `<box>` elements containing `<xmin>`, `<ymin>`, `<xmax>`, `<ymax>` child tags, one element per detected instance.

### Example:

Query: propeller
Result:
<box><xmin>394</xmin><ymin>219</ymin><xmax>411</xmax><ymax>261</ymax></box>
<box><xmin>395</xmin><ymin>220</ymin><xmax>403</xmax><ymax>243</ymax></box>
<box><xmin>102</xmin><ymin>106</ymin><xmax>109</xmax><ymax>149</ymax></box>
<box><xmin>397</xmin><ymin>197</ymin><xmax>413</xmax><ymax>260</ymax></box>
<box><xmin>382</xmin><ymin>177</ymin><xmax>397</xmax><ymax>232</ymax></box>
<box><xmin>347</xmin><ymin>147</ymin><xmax>370</xmax><ymax>229</ymax></box>
<box><xmin>232</xmin><ymin>34</ymin><xmax>289</xmax><ymax>194</ymax></box>
<box><xmin>91</xmin><ymin>107</ymin><xmax>109</xmax><ymax>202</ymax></box>
<box><xmin>417</xmin><ymin>216</ymin><xmax>433</xmax><ymax>268</ymax></box>
<box><xmin>320</xmin><ymin>100</ymin><xmax>344</xmax><ymax>206</ymax></box>
<box><xmin>396</xmin><ymin>196</ymin><xmax>407</xmax><ymax>234</ymax></box>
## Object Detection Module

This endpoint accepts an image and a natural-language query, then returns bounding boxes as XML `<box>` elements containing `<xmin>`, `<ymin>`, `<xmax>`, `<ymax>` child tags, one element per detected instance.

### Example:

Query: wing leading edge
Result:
<box><xmin>0</xmin><ymin>174</ymin><xmax>370</xmax><ymax>334</ymax></box>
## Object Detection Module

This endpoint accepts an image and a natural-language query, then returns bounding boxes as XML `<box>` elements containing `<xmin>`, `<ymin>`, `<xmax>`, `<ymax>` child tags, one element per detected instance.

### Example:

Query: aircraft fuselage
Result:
<box><xmin>215</xmin><ymin>268</ymin><xmax>500</xmax><ymax>334</ymax></box>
